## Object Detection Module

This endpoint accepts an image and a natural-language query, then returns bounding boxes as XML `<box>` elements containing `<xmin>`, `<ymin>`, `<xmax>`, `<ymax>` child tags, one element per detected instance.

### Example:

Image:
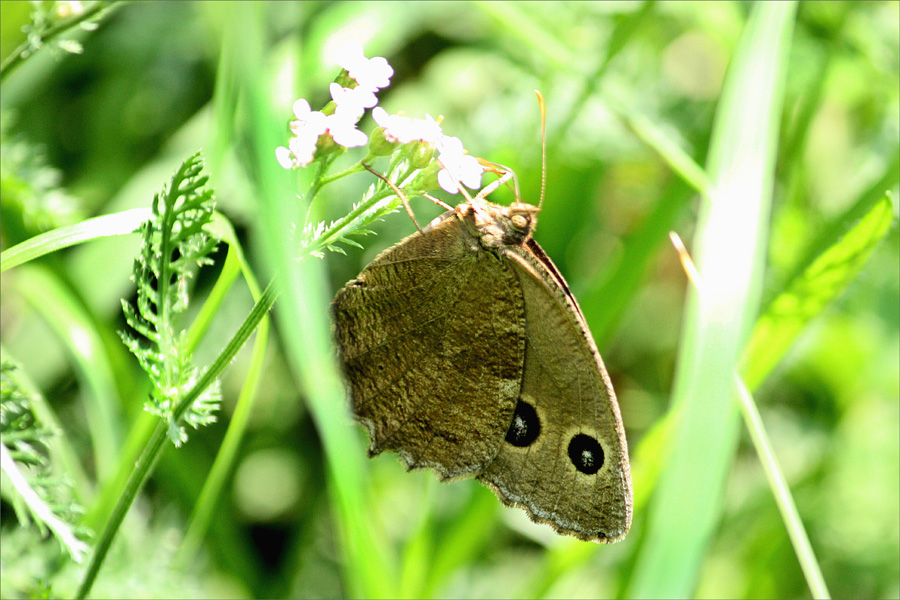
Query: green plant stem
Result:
<box><xmin>307</xmin><ymin>187</ymin><xmax>395</xmax><ymax>252</ymax></box>
<box><xmin>75</xmin><ymin>417</ymin><xmax>168</xmax><ymax>599</ymax></box>
<box><xmin>734</xmin><ymin>375</ymin><xmax>831</xmax><ymax>599</ymax></box>
<box><xmin>75</xmin><ymin>277</ymin><xmax>282</xmax><ymax>599</ymax></box>
<box><xmin>73</xmin><ymin>174</ymin><xmax>387</xmax><ymax>593</ymax></box>
<box><xmin>0</xmin><ymin>1</ymin><xmax>121</xmax><ymax>80</ymax></box>
<box><xmin>317</xmin><ymin>159</ymin><xmax>368</xmax><ymax>187</ymax></box>
<box><xmin>175</xmin><ymin>244</ymin><xmax>268</xmax><ymax>565</ymax></box>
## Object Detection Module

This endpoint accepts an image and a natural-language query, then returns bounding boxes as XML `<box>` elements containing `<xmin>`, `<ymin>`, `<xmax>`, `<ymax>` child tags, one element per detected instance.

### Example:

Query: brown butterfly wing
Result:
<box><xmin>333</xmin><ymin>213</ymin><xmax>526</xmax><ymax>479</ymax></box>
<box><xmin>478</xmin><ymin>240</ymin><xmax>633</xmax><ymax>542</ymax></box>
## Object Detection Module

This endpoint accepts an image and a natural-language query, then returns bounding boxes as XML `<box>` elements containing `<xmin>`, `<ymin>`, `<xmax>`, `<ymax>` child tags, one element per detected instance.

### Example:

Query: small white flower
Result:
<box><xmin>372</xmin><ymin>108</ymin><xmax>443</xmax><ymax>145</ymax></box>
<box><xmin>436</xmin><ymin>135</ymin><xmax>483</xmax><ymax>193</ymax></box>
<box><xmin>329</xmin><ymin>82</ymin><xmax>377</xmax><ymax>118</ymax></box>
<box><xmin>326</xmin><ymin>112</ymin><xmax>368</xmax><ymax>148</ymax></box>
<box><xmin>275</xmin><ymin>146</ymin><xmax>294</xmax><ymax>169</ymax></box>
<box><xmin>276</xmin><ymin>97</ymin><xmax>332</xmax><ymax>169</ymax></box>
<box><xmin>288</xmin><ymin>134</ymin><xmax>319</xmax><ymax>166</ymax></box>
<box><xmin>411</xmin><ymin>114</ymin><xmax>442</xmax><ymax>144</ymax></box>
<box><xmin>275</xmin><ymin>134</ymin><xmax>319</xmax><ymax>169</ymax></box>
<box><xmin>335</xmin><ymin>40</ymin><xmax>368</xmax><ymax>72</ymax></box>
<box><xmin>372</xmin><ymin>107</ymin><xmax>414</xmax><ymax>143</ymax></box>
<box><xmin>335</xmin><ymin>40</ymin><xmax>394</xmax><ymax>91</ymax></box>
<box><xmin>354</xmin><ymin>55</ymin><xmax>393</xmax><ymax>91</ymax></box>
<box><xmin>289</xmin><ymin>98</ymin><xmax>328</xmax><ymax>138</ymax></box>
<box><xmin>292</xmin><ymin>98</ymin><xmax>312</xmax><ymax>120</ymax></box>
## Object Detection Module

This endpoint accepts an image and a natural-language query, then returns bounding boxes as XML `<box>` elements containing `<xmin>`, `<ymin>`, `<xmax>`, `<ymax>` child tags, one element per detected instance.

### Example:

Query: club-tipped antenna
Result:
<box><xmin>534</xmin><ymin>89</ymin><xmax>547</xmax><ymax>210</ymax></box>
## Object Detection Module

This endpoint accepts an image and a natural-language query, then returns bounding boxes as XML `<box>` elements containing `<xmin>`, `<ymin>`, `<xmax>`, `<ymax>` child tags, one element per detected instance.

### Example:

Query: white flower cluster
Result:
<box><xmin>276</xmin><ymin>41</ymin><xmax>393</xmax><ymax>169</ymax></box>
<box><xmin>371</xmin><ymin>108</ymin><xmax>483</xmax><ymax>194</ymax></box>
<box><xmin>276</xmin><ymin>42</ymin><xmax>483</xmax><ymax>195</ymax></box>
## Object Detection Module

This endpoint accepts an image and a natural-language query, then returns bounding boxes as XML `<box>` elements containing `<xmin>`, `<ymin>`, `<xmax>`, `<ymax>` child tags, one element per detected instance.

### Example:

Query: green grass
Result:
<box><xmin>1</xmin><ymin>2</ymin><xmax>897</xmax><ymax>598</ymax></box>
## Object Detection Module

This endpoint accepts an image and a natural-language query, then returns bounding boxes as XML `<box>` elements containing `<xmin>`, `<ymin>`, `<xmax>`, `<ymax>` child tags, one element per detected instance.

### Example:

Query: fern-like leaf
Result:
<box><xmin>0</xmin><ymin>359</ymin><xmax>89</xmax><ymax>562</ymax></box>
<box><xmin>119</xmin><ymin>152</ymin><xmax>221</xmax><ymax>446</ymax></box>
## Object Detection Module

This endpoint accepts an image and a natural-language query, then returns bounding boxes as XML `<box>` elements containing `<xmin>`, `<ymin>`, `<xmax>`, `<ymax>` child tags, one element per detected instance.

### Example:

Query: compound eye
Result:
<box><xmin>511</xmin><ymin>214</ymin><xmax>529</xmax><ymax>230</ymax></box>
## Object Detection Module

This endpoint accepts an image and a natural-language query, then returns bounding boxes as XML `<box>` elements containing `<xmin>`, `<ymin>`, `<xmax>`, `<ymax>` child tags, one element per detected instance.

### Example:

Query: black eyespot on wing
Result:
<box><xmin>568</xmin><ymin>434</ymin><xmax>604</xmax><ymax>474</ymax></box>
<box><xmin>505</xmin><ymin>400</ymin><xmax>539</xmax><ymax>447</ymax></box>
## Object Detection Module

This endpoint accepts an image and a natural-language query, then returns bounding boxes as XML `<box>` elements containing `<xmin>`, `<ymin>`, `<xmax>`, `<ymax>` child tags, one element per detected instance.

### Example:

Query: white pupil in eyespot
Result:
<box><xmin>581</xmin><ymin>450</ymin><xmax>593</xmax><ymax>468</ymax></box>
<box><xmin>513</xmin><ymin>415</ymin><xmax>527</xmax><ymax>436</ymax></box>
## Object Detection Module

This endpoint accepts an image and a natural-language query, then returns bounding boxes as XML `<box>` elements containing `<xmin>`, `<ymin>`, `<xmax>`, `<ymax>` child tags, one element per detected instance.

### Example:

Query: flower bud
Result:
<box><xmin>407</xmin><ymin>161</ymin><xmax>442</xmax><ymax>193</ymax></box>
<box><xmin>368</xmin><ymin>126</ymin><xmax>399</xmax><ymax>156</ymax></box>
<box><xmin>407</xmin><ymin>140</ymin><xmax>435</xmax><ymax>169</ymax></box>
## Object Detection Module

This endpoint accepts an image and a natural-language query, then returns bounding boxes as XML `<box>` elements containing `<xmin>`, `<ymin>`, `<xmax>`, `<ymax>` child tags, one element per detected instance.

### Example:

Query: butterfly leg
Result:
<box><xmin>362</xmin><ymin>162</ymin><xmax>424</xmax><ymax>234</ymax></box>
<box><xmin>421</xmin><ymin>193</ymin><xmax>452</xmax><ymax>211</ymax></box>
<box><xmin>473</xmin><ymin>166</ymin><xmax>517</xmax><ymax>202</ymax></box>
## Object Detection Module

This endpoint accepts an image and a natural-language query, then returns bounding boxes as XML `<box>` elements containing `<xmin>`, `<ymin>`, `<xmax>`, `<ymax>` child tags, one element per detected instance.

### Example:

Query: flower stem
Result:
<box><xmin>75</xmin><ymin>277</ymin><xmax>283</xmax><ymax>599</ymax></box>
<box><xmin>0</xmin><ymin>1</ymin><xmax>121</xmax><ymax>80</ymax></box>
<box><xmin>318</xmin><ymin>160</ymin><xmax>368</xmax><ymax>187</ymax></box>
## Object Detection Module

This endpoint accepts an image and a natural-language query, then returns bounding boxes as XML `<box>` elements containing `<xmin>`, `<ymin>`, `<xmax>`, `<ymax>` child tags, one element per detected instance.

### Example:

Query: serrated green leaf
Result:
<box><xmin>119</xmin><ymin>152</ymin><xmax>222</xmax><ymax>445</ymax></box>
<box><xmin>741</xmin><ymin>193</ymin><xmax>894</xmax><ymax>389</ymax></box>
<box><xmin>1</xmin><ymin>360</ymin><xmax>89</xmax><ymax>562</ymax></box>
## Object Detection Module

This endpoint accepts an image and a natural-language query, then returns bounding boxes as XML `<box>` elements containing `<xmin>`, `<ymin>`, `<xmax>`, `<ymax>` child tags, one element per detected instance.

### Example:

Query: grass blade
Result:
<box><xmin>0</xmin><ymin>208</ymin><xmax>150</xmax><ymax>273</ymax></box>
<box><xmin>626</xmin><ymin>3</ymin><xmax>798</xmax><ymax>597</ymax></box>
<box><xmin>224</xmin><ymin>5</ymin><xmax>397</xmax><ymax>596</ymax></box>
<box><xmin>734</xmin><ymin>375</ymin><xmax>831</xmax><ymax>599</ymax></box>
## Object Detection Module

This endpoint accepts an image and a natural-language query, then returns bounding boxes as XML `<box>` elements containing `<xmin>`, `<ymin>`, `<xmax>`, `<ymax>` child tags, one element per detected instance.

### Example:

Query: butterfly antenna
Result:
<box><xmin>535</xmin><ymin>89</ymin><xmax>547</xmax><ymax>210</ymax></box>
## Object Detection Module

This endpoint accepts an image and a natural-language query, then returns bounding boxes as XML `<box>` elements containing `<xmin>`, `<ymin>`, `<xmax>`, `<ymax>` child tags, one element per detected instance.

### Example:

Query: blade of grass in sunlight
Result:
<box><xmin>672</xmin><ymin>223</ymin><xmax>843</xmax><ymax>599</ymax></box>
<box><xmin>226</xmin><ymin>4</ymin><xmax>397</xmax><ymax>597</ymax></box>
<box><xmin>0</xmin><ymin>208</ymin><xmax>150</xmax><ymax>273</ymax></box>
<box><xmin>626</xmin><ymin>3</ymin><xmax>798</xmax><ymax>597</ymax></box>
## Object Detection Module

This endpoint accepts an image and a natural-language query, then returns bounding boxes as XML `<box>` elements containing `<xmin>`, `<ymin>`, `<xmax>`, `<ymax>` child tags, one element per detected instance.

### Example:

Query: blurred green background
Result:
<box><xmin>1</xmin><ymin>1</ymin><xmax>898</xmax><ymax>598</ymax></box>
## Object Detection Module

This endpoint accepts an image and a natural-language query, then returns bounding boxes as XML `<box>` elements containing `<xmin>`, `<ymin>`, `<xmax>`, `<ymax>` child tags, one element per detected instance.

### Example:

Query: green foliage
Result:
<box><xmin>119</xmin><ymin>152</ymin><xmax>221</xmax><ymax>446</ymax></box>
<box><xmin>0</xmin><ymin>1</ymin><xmax>117</xmax><ymax>79</ymax></box>
<box><xmin>0</xmin><ymin>2</ymin><xmax>897</xmax><ymax>599</ymax></box>
<box><xmin>0</xmin><ymin>359</ymin><xmax>88</xmax><ymax>562</ymax></box>
<box><xmin>743</xmin><ymin>194</ymin><xmax>895</xmax><ymax>390</ymax></box>
<box><xmin>0</xmin><ymin>114</ymin><xmax>83</xmax><ymax>240</ymax></box>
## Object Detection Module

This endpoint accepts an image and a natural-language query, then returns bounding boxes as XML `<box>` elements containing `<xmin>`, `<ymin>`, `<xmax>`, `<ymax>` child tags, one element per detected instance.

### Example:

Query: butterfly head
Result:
<box><xmin>463</xmin><ymin>199</ymin><xmax>540</xmax><ymax>248</ymax></box>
